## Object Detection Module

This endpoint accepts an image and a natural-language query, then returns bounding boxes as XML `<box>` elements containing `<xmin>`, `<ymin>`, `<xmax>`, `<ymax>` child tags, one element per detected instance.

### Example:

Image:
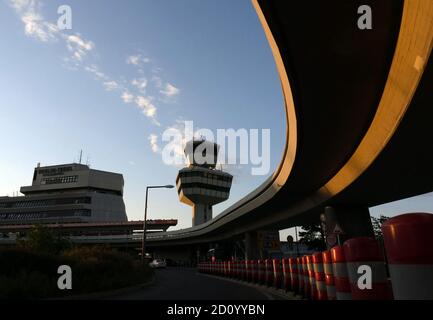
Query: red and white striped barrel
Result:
<box><xmin>313</xmin><ymin>252</ymin><xmax>327</xmax><ymax>300</ymax></box>
<box><xmin>258</xmin><ymin>260</ymin><xmax>265</xmax><ymax>284</ymax></box>
<box><xmin>382</xmin><ymin>213</ymin><xmax>433</xmax><ymax>300</ymax></box>
<box><xmin>302</xmin><ymin>256</ymin><xmax>310</xmax><ymax>298</ymax></box>
<box><xmin>306</xmin><ymin>255</ymin><xmax>317</xmax><ymax>300</ymax></box>
<box><xmin>246</xmin><ymin>260</ymin><xmax>252</xmax><ymax>282</ymax></box>
<box><xmin>331</xmin><ymin>245</ymin><xmax>352</xmax><ymax>300</ymax></box>
<box><xmin>297</xmin><ymin>257</ymin><xmax>304</xmax><ymax>295</ymax></box>
<box><xmin>344</xmin><ymin>237</ymin><xmax>392</xmax><ymax>300</ymax></box>
<box><xmin>322</xmin><ymin>250</ymin><xmax>337</xmax><ymax>300</ymax></box>
<box><xmin>282</xmin><ymin>258</ymin><xmax>291</xmax><ymax>291</ymax></box>
<box><xmin>240</xmin><ymin>260</ymin><xmax>245</xmax><ymax>280</ymax></box>
<box><xmin>251</xmin><ymin>260</ymin><xmax>258</xmax><ymax>283</ymax></box>
<box><xmin>289</xmin><ymin>257</ymin><xmax>299</xmax><ymax>293</ymax></box>
<box><xmin>234</xmin><ymin>260</ymin><xmax>239</xmax><ymax>279</ymax></box>
<box><xmin>273</xmin><ymin>259</ymin><xmax>283</xmax><ymax>289</ymax></box>
<box><xmin>265</xmin><ymin>259</ymin><xmax>274</xmax><ymax>286</ymax></box>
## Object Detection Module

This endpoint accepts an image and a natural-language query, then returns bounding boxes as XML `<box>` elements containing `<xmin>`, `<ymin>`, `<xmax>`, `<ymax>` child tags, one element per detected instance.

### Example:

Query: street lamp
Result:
<box><xmin>141</xmin><ymin>184</ymin><xmax>174</xmax><ymax>263</ymax></box>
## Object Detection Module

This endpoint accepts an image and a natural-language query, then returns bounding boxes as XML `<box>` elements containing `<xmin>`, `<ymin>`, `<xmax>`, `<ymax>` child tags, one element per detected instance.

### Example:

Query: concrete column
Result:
<box><xmin>323</xmin><ymin>206</ymin><xmax>374</xmax><ymax>248</ymax></box>
<box><xmin>245</xmin><ymin>231</ymin><xmax>260</xmax><ymax>260</ymax></box>
<box><xmin>192</xmin><ymin>204</ymin><xmax>212</xmax><ymax>226</ymax></box>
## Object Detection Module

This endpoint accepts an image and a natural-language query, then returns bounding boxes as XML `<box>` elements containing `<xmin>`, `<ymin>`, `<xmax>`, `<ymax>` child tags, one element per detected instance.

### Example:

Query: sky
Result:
<box><xmin>0</xmin><ymin>0</ymin><xmax>432</xmax><ymax>240</ymax></box>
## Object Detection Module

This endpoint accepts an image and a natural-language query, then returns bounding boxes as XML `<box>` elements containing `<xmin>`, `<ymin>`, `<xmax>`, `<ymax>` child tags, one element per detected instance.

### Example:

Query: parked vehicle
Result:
<box><xmin>149</xmin><ymin>258</ymin><xmax>167</xmax><ymax>269</ymax></box>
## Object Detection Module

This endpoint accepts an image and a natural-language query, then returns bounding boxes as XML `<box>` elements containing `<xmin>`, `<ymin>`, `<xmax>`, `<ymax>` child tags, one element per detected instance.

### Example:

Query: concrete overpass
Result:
<box><xmin>146</xmin><ymin>0</ymin><xmax>433</xmax><ymax>252</ymax></box>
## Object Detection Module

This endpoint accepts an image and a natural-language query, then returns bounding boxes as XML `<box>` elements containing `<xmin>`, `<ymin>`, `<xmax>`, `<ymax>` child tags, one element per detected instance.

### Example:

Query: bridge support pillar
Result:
<box><xmin>245</xmin><ymin>231</ymin><xmax>260</xmax><ymax>260</ymax></box>
<box><xmin>323</xmin><ymin>206</ymin><xmax>374</xmax><ymax>248</ymax></box>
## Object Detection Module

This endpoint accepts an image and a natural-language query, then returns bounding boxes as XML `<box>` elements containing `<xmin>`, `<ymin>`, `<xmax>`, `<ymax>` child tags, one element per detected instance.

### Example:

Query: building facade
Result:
<box><xmin>0</xmin><ymin>163</ymin><xmax>127</xmax><ymax>225</ymax></box>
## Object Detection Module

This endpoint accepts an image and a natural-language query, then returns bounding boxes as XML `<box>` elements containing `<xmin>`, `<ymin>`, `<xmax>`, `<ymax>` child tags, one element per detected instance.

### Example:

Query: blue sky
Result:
<box><xmin>0</xmin><ymin>0</ymin><xmax>432</xmax><ymax>239</ymax></box>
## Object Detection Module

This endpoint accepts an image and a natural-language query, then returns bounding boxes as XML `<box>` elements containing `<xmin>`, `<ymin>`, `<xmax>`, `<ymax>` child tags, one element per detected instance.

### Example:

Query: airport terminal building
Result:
<box><xmin>0</xmin><ymin>163</ymin><xmax>127</xmax><ymax>225</ymax></box>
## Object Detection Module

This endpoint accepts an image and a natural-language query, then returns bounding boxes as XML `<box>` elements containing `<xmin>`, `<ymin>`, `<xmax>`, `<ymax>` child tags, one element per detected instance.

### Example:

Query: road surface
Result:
<box><xmin>110</xmin><ymin>267</ymin><xmax>285</xmax><ymax>300</ymax></box>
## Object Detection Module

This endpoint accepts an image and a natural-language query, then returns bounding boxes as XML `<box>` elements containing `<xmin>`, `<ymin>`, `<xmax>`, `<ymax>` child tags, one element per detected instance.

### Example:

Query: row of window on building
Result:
<box><xmin>0</xmin><ymin>197</ymin><xmax>91</xmax><ymax>209</ymax></box>
<box><xmin>41</xmin><ymin>175</ymin><xmax>79</xmax><ymax>185</ymax></box>
<box><xmin>177</xmin><ymin>171</ymin><xmax>232</xmax><ymax>183</ymax></box>
<box><xmin>0</xmin><ymin>209</ymin><xmax>91</xmax><ymax>221</ymax></box>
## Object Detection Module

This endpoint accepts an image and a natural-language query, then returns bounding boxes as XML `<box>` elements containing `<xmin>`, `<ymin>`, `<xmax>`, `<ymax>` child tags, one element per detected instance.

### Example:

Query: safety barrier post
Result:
<box><xmin>322</xmin><ymin>250</ymin><xmax>336</xmax><ymax>300</ymax></box>
<box><xmin>306</xmin><ymin>255</ymin><xmax>317</xmax><ymax>300</ymax></box>
<box><xmin>289</xmin><ymin>257</ymin><xmax>299</xmax><ymax>293</ymax></box>
<box><xmin>282</xmin><ymin>258</ymin><xmax>291</xmax><ymax>291</ymax></box>
<box><xmin>382</xmin><ymin>213</ymin><xmax>433</xmax><ymax>300</ymax></box>
<box><xmin>302</xmin><ymin>256</ymin><xmax>310</xmax><ymax>298</ymax></box>
<box><xmin>273</xmin><ymin>259</ymin><xmax>283</xmax><ymax>289</ymax></box>
<box><xmin>251</xmin><ymin>260</ymin><xmax>258</xmax><ymax>283</ymax></box>
<box><xmin>297</xmin><ymin>257</ymin><xmax>304</xmax><ymax>296</ymax></box>
<box><xmin>331</xmin><ymin>245</ymin><xmax>352</xmax><ymax>300</ymax></box>
<box><xmin>313</xmin><ymin>252</ymin><xmax>327</xmax><ymax>300</ymax></box>
<box><xmin>344</xmin><ymin>237</ymin><xmax>392</xmax><ymax>299</ymax></box>
<box><xmin>265</xmin><ymin>259</ymin><xmax>273</xmax><ymax>286</ymax></box>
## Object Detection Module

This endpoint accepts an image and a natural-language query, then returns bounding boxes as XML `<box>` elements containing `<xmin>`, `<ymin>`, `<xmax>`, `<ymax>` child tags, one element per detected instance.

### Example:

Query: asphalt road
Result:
<box><xmin>109</xmin><ymin>267</ymin><xmax>283</xmax><ymax>300</ymax></box>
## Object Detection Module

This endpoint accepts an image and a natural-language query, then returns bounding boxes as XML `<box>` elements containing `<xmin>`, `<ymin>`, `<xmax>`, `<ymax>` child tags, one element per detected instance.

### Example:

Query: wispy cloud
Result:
<box><xmin>65</xmin><ymin>34</ymin><xmax>94</xmax><ymax>61</ymax></box>
<box><xmin>160</xmin><ymin>83</ymin><xmax>180</xmax><ymax>97</ymax></box>
<box><xmin>135</xmin><ymin>96</ymin><xmax>157</xmax><ymax>118</ymax></box>
<box><xmin>131</xmin><ymin>78</ymin><xmax>147</xmax><ymax>93</ymax></box>
<box><xmin>121</xmin><ymin>91</ymin><xmax>134</xmax><ymax>103</ymax></box>
<box><xmin>10</xmin><ymin>0</ymin><xmax>59</xmax><ymax>42</ymax></box>
<box><xmin>103</xmin><ymin>80</ymin><xmax>119</xmax><ymax>91</ymax></box>
<box><xmin>9</xmin><ymin>0</ymin><xmax>181</xmax><ymax>136</ymax></box>
<box><xmin>148</xmin><ymin>134</ymin><xmax>160</xmax><ymax>153</ymax></box>
<box><xmin>126</xmin><ymin>54</ymin><xmax>150</xmax><ymax>66</ymax></box>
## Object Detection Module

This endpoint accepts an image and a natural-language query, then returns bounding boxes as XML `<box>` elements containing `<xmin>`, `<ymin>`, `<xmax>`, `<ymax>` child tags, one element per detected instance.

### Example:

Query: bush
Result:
<box><xmin>0</xmin><ymin>246</ymin><xmax>153</xmax><ymax>299</ymax></box>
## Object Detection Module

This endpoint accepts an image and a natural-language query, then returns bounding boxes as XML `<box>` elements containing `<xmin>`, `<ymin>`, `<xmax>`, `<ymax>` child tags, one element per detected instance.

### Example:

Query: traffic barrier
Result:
<box><xmin>302</xmin><ymin>256</ymin><xmax>310</xmax><ymax>298</ymax></box>
<box><xmin>282</xmin><ymin>258</ymin><xmax>291</xmax><ymax>291</ymax></box>
<box><xmin>343</xmin><ymin>237</ymin><xmax>392</xmax><ymax>300</ymax></box>
<box><xmin>331</xmin><ymin>245</ymin><xmax>352</xmax><ymax>300</ymax></box>
<box><xmin>239</xmin><ymin>260</ymin><xmax>246</xmax><ymax>280</ymax></box>
<box><xmin>313</xmin><ymin>252</ymin><xmax>327</xmax><ymax>300</ymax></box>
<box><xmin>258</xmin><ymin>259</ymin><xmax>265</xmax><ymax>284</ymax></box>
<box><xmin>246</xmin><ymin>260</ymin><xmax>252</xmax><ymax>282</ymax></box>
<box><xmin>250</xmin><ymin>260</ymin><xmax>258</xmax><ymax>283</ymax></box>
<box><xmin>382</xmin><ymin>213</ymin><xmax>433</xmax><ymax>300</ymax></box>
<box><xmin>306</xmin><ymin>255</ymin><xmax>317</xmax><ymax>300</ymax></box>
<box><xmin>322</xmin><ymin>250</ymin><xmax>336</xmax><ymax>300</ymax></box>
<box><xmin>233</xmin><ymin>261</ymin><xmax>238</xmax><ymax>279</ymax></box>
<box><xmin>289</xmin><ymin>257</ymin><xmax>299</xmax><ymax>293</ymax></box>
<box><xmin>273</xmin><ymin>259</ymin><xmax>283</xmax><ymax>289</ymax></box>
<box><xmin>265</xmin><ymin>259</ymin><xmax>274</xmax><ymax>286</ymax></box>
<box><xmin>297</xmin><ymin>257</ymin><xmax>304</xmax><ymax>296</ymax></box>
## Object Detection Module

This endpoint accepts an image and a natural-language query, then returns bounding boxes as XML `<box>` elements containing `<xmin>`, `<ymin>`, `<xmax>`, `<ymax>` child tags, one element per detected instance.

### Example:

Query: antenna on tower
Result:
<box><xmin>79</xmin><ymin>149</ymin><xmax>83</xmax><ymax>164</ymax></box>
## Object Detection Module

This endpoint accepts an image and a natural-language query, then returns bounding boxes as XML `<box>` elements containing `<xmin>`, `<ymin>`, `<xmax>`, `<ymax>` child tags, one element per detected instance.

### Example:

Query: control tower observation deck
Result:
<box><xmin>176</xmin><ymin>140</ymin><xmax>233</xmax><ymax>226</ymax></box>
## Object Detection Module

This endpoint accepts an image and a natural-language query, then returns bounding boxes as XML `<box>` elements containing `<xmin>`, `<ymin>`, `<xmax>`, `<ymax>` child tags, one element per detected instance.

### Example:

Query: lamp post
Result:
<box><xmin>141</xmin><ymin>184</ymin><xmax>174</xmax><ymax>263</ymax></box>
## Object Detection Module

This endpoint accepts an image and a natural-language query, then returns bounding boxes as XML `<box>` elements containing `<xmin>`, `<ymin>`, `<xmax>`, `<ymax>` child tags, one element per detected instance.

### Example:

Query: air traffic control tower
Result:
<box><xmin>176</xmin><ymin>140</ymin><xmax>233</xmax><ymax>226</ymax></box>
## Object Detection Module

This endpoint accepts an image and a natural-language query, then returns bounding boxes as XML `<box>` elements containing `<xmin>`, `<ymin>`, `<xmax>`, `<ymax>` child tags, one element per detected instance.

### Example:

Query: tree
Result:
<box><xmin>18</xmin><ymin>225</ymin><xmax>71</xmax><ymax>254</ymax></box>
<box><xmin>298</xmin><ymin>223</ymin><xmax>326</xmax><ymax>251</ymax></box>
<box><xmin>371</xmin><ymin>215</ymin><xmax>390</xmax><ymax>240</ymax></box>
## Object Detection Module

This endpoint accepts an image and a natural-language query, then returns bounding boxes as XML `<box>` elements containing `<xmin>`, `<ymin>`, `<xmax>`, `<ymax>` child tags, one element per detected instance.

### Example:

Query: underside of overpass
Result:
<box><xmin>145</xmin><ymin>0</ymin><xmax>433</xmax><ymax>253</ymax></box>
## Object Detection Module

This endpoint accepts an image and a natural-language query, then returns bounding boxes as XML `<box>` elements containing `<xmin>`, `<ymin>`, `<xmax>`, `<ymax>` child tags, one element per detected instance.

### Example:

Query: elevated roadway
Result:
<box><xmin>147</xmin><ymin>0</ymin><xmax>433</xmax><ymax>248</ymax></box>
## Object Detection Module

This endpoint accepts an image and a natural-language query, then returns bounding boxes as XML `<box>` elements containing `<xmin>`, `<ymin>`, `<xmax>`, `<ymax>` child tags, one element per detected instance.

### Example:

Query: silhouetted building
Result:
<box><xmin>0</xmin><ymin>163</ymin><xmax>127</xmax><ymax>225</ymax></box>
